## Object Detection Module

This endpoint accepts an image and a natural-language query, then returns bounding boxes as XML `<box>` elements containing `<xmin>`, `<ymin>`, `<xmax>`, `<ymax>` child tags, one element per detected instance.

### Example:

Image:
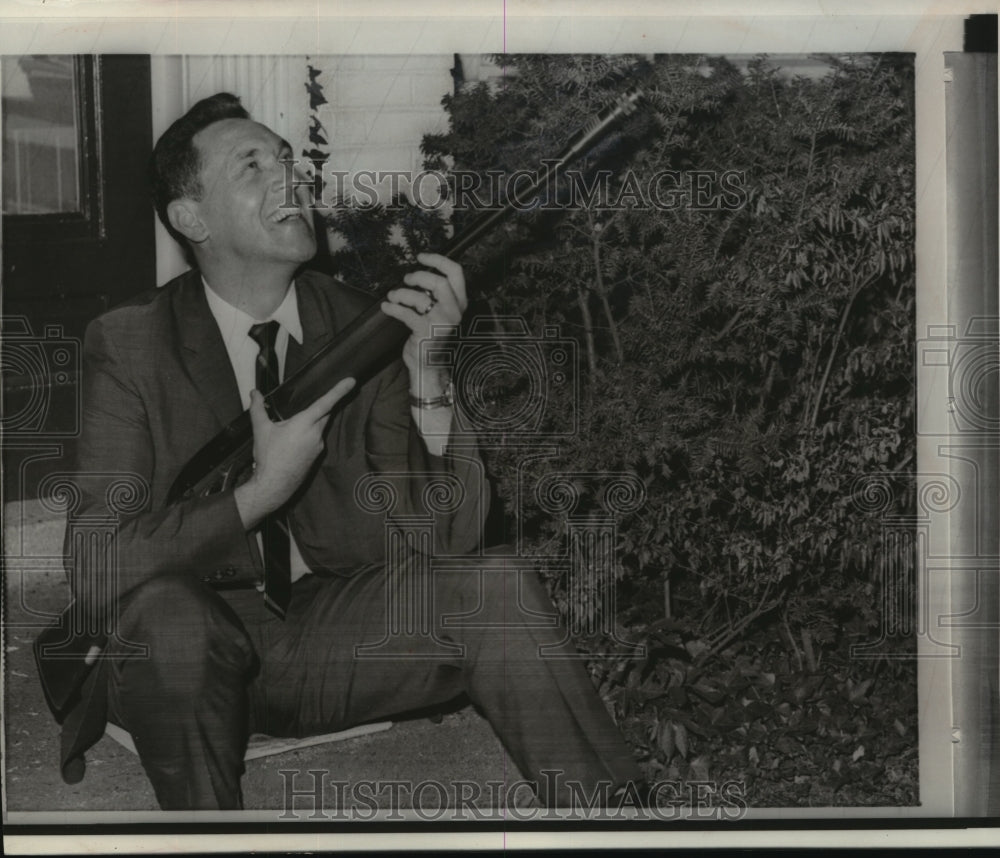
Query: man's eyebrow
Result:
<box><xmin>227</xmin><ymin>139</ymin><xmax>293</xmax><ymax>169</ymax></box>
<box><xmin>232</xmin><ymin>145</ymin><xmax>261</xmax><ymax>163</ymax></box>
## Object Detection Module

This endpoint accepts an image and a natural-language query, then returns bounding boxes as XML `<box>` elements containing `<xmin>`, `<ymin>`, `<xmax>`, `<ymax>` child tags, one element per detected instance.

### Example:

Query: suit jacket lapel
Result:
<box><xmin>286</xmin><ymin>270</ymin><xmax>337</xmax><ymax>376</ymax></box>
<box><xmin>173</xmin><ymin>271</ymin><xmax>244</xmax><ymax>428</ymax></box>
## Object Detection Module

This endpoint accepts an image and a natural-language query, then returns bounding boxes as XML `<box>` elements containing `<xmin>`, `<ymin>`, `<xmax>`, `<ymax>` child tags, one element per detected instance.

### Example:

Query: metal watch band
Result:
<box><xmin>408</xmin><ymin>380</ymin><xmax>454</xmax><ymax>410</ymax></box>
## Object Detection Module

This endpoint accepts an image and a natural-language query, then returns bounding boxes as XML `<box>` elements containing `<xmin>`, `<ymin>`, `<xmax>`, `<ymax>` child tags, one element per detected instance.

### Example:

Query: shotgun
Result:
<box><xmin>167</xmin><ymin>86</ymin><xmax>643</xmax><ymax>504</ymax></box>
<box><xmin>35</xmin><ymin>87</ymin><xmax>644</xmax><ymax>716</ymax></box>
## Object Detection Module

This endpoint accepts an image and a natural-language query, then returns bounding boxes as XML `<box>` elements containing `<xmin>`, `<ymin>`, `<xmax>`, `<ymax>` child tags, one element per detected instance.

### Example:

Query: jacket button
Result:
<box><xmin>225</xmin><ymin>567</ymin><xmax>236</xmax><ymax>578</ymax></box>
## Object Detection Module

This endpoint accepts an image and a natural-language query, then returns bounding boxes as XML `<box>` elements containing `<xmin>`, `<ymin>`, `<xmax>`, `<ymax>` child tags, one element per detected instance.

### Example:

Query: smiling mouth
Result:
<box><xmin>270</xmin><ymin>207</ymin><xmax>307</xmax><ymax>224</ymax></box>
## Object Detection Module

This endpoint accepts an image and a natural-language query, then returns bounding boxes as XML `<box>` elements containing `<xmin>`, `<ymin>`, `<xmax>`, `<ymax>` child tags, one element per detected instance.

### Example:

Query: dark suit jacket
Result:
<box><xmin>47</xmin><ymin>267</ymin><xmax>487</xmax><ymax>782</ymax></box>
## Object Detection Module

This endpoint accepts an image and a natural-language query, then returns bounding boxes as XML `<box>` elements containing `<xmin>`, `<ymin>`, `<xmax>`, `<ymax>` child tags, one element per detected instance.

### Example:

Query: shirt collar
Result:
<box><xmin>202</xmin><ymin>276</ymin><xmax>303</xmax><ymax>345</ymax></box>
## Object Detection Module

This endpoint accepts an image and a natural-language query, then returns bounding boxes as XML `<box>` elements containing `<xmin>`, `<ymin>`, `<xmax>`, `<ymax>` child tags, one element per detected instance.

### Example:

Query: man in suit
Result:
<box><xmin>45</xmin><ymin>92</ymin><xmax>642</xmax><ymax>810</ymax></box>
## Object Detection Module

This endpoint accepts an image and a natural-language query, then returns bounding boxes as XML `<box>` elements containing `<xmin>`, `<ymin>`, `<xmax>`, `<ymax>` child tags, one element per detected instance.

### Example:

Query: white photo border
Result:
<box><xmin>1</xmin><ymin>0</ymin><xmax>996</xmax><ymax>851</ymax></box>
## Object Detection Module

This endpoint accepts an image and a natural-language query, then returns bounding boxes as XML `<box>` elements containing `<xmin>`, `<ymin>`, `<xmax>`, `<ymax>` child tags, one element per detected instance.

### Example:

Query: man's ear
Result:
<box><xmin>167</xmin><ymin>198</ymin><xmax>208</xmax><ymax>244</ymax></box>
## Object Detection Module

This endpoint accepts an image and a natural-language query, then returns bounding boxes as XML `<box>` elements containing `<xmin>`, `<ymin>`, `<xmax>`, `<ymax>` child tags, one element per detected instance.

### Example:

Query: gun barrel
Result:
<box><xmin>168</xmin><ymin>87</ymin><xmax>644</xmax><ymax>503</ymax></box>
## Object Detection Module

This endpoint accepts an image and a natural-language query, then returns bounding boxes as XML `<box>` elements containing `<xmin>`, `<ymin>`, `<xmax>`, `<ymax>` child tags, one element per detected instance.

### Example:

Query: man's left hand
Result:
<box><xmin>381</xmin><ymin>252</ymin><xmax>467</xmax><ymax>399</ymax></box>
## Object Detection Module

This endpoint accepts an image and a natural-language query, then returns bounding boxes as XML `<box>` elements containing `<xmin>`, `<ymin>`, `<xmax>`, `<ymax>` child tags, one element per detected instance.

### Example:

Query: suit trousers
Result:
<box><xmin>105</xmin><ymin>554</ymin><xmax>642</xmax><ymax>810</ymax></box>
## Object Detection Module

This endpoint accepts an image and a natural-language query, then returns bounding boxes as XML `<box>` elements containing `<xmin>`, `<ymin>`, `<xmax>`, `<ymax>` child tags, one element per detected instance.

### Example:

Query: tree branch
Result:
<box><xmin>588</xmin><ymin>220</ymin><xmax>624</xmax><ymax>365</ymax></box>
<box><xmin>809</xmin><ymin>275</ymin><xmax>874</xmax><ymax>429</ymax></box>
<box><xmin>576</xmin><ymin>284</ymin><xmax>598</xmax><ymax>379</ymax></box>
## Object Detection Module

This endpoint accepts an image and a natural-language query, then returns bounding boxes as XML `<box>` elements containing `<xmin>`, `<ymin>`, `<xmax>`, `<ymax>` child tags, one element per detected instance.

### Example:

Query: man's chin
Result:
<box><xmin>284</xmin><ymin>236</ymin><xmax>318</xmax><ymax>265</ymax></box>
<box><xmin>299</xmin><ymin>239</ymin><xmax>318</xmax><ymax>263</ymax></box>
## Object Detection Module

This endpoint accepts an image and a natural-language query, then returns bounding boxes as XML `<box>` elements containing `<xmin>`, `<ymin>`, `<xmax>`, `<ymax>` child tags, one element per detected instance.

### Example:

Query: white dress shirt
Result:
<box><xmin>203</xmin><ymin>278</ymin><xmax>312</xmax><ymax>582</ymax></box>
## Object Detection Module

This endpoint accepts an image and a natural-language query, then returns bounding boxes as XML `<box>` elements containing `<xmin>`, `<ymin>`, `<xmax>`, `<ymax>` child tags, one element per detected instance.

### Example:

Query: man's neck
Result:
<box><xmin>197</xmin><ymin>259</ymin><xmax>297</xmax><ymax>320</ymax></box>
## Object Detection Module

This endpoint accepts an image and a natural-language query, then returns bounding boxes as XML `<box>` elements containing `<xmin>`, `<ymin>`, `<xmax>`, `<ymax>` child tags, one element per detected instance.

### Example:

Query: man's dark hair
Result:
<box><xmin>149</xmin><ymin>92</ymin><xmax>249</xmax><ymax>250</ymax></box>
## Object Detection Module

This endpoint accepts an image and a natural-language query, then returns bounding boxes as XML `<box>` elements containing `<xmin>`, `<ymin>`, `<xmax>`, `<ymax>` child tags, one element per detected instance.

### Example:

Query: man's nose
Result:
<box><xmin>269</xmin><ymin>158</ymin><xmax>303</xmax><ymax>205</ymax></box>
<box><xmin>269</xmin><ymin>156</ymin><xmax>292</xmax><ymax>188</ymax></box>
<box><xmin>283</xmin><ymin>163</ymin><xmax>316</xmax><ymax>203</ymax></box>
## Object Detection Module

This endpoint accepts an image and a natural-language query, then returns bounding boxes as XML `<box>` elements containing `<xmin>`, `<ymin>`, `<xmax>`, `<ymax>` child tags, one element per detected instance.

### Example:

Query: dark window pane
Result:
<box><xmin>2</xmin><ymin>55</ymin><xmax>81</xmax><ymax>215</ymax></box>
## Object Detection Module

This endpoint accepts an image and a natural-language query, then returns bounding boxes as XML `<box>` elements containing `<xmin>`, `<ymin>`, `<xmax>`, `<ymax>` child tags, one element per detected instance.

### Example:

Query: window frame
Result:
<box><xmin>2</xmin><ymin>55</ymin><xmax>105</xmax><ymax>245</ymax></box>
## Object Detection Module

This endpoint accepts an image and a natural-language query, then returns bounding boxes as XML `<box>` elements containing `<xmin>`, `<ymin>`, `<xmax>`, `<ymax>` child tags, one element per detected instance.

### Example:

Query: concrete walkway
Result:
<box><xmin>4</xmin><ymin>499</ymin><xmax>520</xmax><ymax>816</ymax></box>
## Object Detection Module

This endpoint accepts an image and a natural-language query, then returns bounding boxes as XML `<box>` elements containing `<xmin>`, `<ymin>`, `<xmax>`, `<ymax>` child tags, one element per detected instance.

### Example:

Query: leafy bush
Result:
<box><xmin>317</xmin><ymin>52</ymin><xmax>917</xmax><ymax>805</ymax></box>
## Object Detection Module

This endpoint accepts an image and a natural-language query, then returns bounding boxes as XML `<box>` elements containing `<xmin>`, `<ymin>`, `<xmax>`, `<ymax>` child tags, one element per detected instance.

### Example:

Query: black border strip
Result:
<box><xmin>4</xmin><ymin>816</ymin><xmax>1000</xmax><ymax>835</ymax></box>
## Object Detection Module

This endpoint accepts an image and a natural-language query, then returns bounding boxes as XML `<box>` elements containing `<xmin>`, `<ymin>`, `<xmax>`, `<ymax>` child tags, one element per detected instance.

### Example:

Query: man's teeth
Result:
<box><xmin>272</xmin><ymin>209</ymin><xmax>301</xmax><ymax>223</ymax></box>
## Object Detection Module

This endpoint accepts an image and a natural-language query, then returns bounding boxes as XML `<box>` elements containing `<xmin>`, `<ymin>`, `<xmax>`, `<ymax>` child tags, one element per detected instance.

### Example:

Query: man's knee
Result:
<box><xmin>114</xmin><ymin>574</ymin><xmax>254</xmax><ymax>673</ymax></box>
<box><xmin>439</xmin><ymin>549</ymin><xmax>555</xmax><ymax>626</ymax></box>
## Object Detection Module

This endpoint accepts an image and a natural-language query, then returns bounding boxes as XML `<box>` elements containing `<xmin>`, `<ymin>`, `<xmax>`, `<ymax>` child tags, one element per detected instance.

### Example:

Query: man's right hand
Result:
<box><xmin>234</xmin><ymin>378</ymin><xmax>356</xmax><ymax>530</ymax></box>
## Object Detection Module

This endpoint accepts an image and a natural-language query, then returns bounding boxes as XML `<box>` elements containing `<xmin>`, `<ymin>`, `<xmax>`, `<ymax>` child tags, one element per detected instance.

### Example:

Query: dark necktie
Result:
<box><xmin>248</xmin><ymin>321</ymin><xmax>291</xmax><ymax>617</ymax></box>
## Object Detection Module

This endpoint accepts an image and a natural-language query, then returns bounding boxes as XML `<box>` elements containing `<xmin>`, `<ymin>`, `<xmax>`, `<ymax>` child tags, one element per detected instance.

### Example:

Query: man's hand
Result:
<box><xmin>380</xmin><ymin>252</ymin><xmax>468</xmax><ymax>398</ymax></box>
<box><xmin>234</xmin><ymin>378</ymin><xmax>356</xmax><ymax>530</ymax></box>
